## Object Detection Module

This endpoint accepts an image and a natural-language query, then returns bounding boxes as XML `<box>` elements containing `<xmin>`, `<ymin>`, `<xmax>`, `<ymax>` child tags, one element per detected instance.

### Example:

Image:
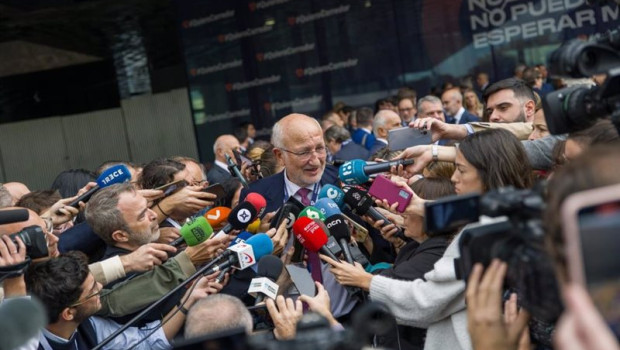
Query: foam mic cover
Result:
<box><xmin>0</xmin><ymin>209</ymin><xmax>29</xmax><ymax>225</ymax></box>
<box><xmin>269</xmin><ymin>197</ymin><xmax>304</xmax><ymax>230</ymax></box>
<box><xmin>212</xmin><ymin>202</ymin><xmax>258</xmax><ymax>239</ymax></box>
<box><xmin>257</xmin><ymin>254</ymin><xmax>284</xmax><ymax>282</ymax></box>
<box><xmin>325</xmin><ymin>214</ymin><xmax>354</xmax><ymax>264</ymax></box>
<box><xmin>204</xmin><ymin>206</ymin><xmax>231</xmax><ymax>228</ymax></box>
<box><xmin>339</xmin><ymin>159</ymin><xmax>414</xmax><ymax>185</ymax></box>
<box><xmin>229</xmin><ymin>231</ymin><xmax>253</xmax><ymax>247</ymax></box>
<box><xmin>292</xmin><ymin>217</ymin><xmax>340</xmax><ymax>263</ymax></box>
<box><xmin>344</xmin><ymin>187</ymin><xmax>408</xmax><ymax>241</ymax></box>
<box><xmin>246</xmin><ymin>218</ymin><xmax>261</xmax><ymax>233</ymax></box>
<box><xmin>319</xmin><ymin>184</ymin><xmax>346</xmax><ymax>208</ymax></box>
<box><xmin>171</xmin><ymin>216</ymin><xmax>213</xmax><ymax>247</ymax></box>
<box><xmin>298</xmin><ymin>206</ymin><xmax>326</xmax><ymax>221</ymax></box>
<box><xmin>0</xmin><ymin>297</ymin><xmax>47</xmax><ymax>350</ymax></box>
<box><xmin>317</xmin><ymin>219</ymin><xmax>342</xmax><ymax>258</ymax></box>
<box><xmin>250</xmin><ymin>255</ymin><xmax>284</xmax><ymax>304</ymax></box>
<box><xmin>245</xmin><ymin>233</ymin><xmax>274</xmax><ymax>261</ymax></box>
<box><xmin>313</xmin><ymin>198</ymin><xmax>342</xmax><ymax>218</ymax></box>
<box><xmin>245</xmin><ymin>193</ymin><xmax>267</xmax><ymax>218</ymax></box>
<box><xmin>68</xmin><ymin>164</ymin><xmax>131</xmax><ymax>208</ymax></box>
<box><xmin>207</xmin><ymin>233</ymin><xmax>274</xmax><ymax>274</ymax></box>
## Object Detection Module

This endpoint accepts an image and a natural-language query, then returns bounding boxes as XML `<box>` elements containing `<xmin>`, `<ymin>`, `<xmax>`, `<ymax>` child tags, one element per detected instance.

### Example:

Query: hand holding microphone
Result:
<box><xmin>319</xmin><ymin>254</ymin><xmax>372</xmax><ymax>291</ymax></box>
<box><xmin>338</xmin><ymin>158</ymin><xmax>414</xmax><ymax>185</ymax></box>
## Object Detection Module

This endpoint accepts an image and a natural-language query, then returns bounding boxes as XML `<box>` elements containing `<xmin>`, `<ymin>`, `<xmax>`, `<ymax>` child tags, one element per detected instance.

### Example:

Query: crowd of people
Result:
<box><xmin>0</xmin><ymin>61</ymin><xmax>618</xmax><ymax>350</ymax></box>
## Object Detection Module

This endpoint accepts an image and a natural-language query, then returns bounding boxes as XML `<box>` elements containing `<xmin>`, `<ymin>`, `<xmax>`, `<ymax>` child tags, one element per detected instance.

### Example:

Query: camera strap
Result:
<box><xmin>0</xmin><ymin>257</ymin><xmax>31</xmax><ymax>283</ymax></box>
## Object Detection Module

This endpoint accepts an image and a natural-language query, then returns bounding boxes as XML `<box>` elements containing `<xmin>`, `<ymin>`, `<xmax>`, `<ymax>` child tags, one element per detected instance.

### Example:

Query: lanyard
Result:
<box><xmin>283</xmin><ymin>183</ymin><xmax>320</xmax><ymax>205</ymax></box>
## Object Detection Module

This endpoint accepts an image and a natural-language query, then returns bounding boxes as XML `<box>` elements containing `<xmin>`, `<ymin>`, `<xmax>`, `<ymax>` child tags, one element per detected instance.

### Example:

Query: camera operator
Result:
<box><xmin>0</xmin><ymin>233</ymin><xmax>27</xmax><ymax>299</ymax></box>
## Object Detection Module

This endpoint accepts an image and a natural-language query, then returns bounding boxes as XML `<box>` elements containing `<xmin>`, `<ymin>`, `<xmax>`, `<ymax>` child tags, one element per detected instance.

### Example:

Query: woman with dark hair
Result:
<box><xmin>138</xmin><ymin>158</ymin><xmax>187</xmax><ymax>190</ymax></box>
<box><xmin>563</xmin><ymin>119</ymin><xmax>619</xmax><ymax>162</ymax></box>
<box><xmin>51</xmin><ymin>169</ymin><xmax>96</xmax><ymax>199</ymax></box>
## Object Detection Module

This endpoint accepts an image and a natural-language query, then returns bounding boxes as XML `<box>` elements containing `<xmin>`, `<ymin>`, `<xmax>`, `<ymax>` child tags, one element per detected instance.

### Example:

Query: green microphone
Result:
<box><xmin>170</xmin><ymin>216</ymin><xmax>213</xmax><ymax>247</ymax></box>
<box><xmin>298</xmin><ymin>206</ymin><xmax>326</xmax><ymax>221</ymax></box>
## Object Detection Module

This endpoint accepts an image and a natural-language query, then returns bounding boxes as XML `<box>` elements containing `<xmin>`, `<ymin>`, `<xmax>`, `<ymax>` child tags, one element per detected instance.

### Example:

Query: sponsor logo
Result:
<box><xmin>237</xmin><ymin>208</ymin><xmax>252</xmax><ymax>223</ymax></box>
<box><xmin>288</xmin><ymin>5</ymin><xmax>350</xmax><ymax>26</ymax></box>
<box><xmin>182</xmin><ymin>10</ymin><xmax>234</xmax><ymax>29</ymax></box>
<box><xmin>296</xmin><ymin>59</ymin><xmax>358</xmax><ymax>77</ymax></box>
<box><xmin>248</xmin><ymin>0</ymin><xmax>290</xmax><ymax>12</ymax></box>
<box><xmin>226</xmin><ymin>75</ymin><xmax>281</xmax><ymax>92</ymax></box>
<box><xmin>196</xmin><ymin>109</ymin><xmax>250</xmax><ymax>124</ymax></box>
<box><xmin>218</xmin><ymin>25</ymin><xmax>272</xmax><ymax>42</ymax></box>
<box><xmin>256</xmin><ymin>43</ymin><xmax>315</xmax><ymax>61</ymax></box>
<box><xmin>326</xmin><ymin>219</ymin><xmax>342</xmax><ymax>229</ymax></box>
<box><xmin>326</xmin><ymin>187</ymin><xmax>339</xmax><ymax>199</ymax></box>
<box><xmin>189</xmin><ymin>60</ymin><xmax>242</xmax><ymax>77</ymax></box>
<box><xmin>101</xmin><ymin>168</ymin><xmax>125</xmax><ymax>185</ymax></box>
<box><xmin>263</xmin><ymin>95</ymin><xmax>322</xmax><ymax>111</ymax></box>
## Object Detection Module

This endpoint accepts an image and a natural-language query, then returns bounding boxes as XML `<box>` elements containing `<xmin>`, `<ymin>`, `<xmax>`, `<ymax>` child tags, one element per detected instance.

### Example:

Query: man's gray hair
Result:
<box><xmin>417</xmin><ymin>95</ymin><xmax>442</xmax><ymax>113</ymax></box>
<box><xmin>0</xmin><ymin>186</ymin><xmax>12</xmax><ymax>209</ymax></box>
<box><xmin>184</xmin><ymin>294</ymin><xmax>253</xmax><ymax>338</ymax></box>
<box><xmin>85</xmin><ymin>183</ymin><xmax>134</xmax><ymax>245</ymax></box>
<box><xmin>373</xmin><ymin>110</ymin><xmax>397</xmax><ymax>138</ymax></box>
<box><xmin>324</xmin><ymin>125</ymin><xmax>351</xmax><ymax>143</ymax></box>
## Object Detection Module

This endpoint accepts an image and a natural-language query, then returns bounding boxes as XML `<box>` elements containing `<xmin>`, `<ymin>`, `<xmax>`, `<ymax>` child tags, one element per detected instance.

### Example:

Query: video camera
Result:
<box><xmin>544</xmin><ymin>25</ymin><xmax>620</xmax><ymax>134</ymax></box>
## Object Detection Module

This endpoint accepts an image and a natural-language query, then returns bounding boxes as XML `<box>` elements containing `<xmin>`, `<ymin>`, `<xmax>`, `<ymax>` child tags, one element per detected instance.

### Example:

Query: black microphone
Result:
<box><xmin>225</xmin><ymin>154</ymin><xmax>249</xmax><ymax>189</ymax></box>
<box><xmin>343</xmin><ymin>187</ymin><xmax>409</xmax><ymax>241</ymax></box>
<box><xmin>249</xmin><ymin>255</ymin><xmax>284</xmax><ymax>305</ymax></box>
<box><xmin>269</xmin><ymin>197</ymin><xmax>303</xmax><ymax>230</ymax></box>
<box><xmin>325</xmin><ymin>214</ymin><xmax>355</xmax><ymax>264</ymax></box>
<box><xmin>0</xmin><ymin>209</ymin><xmax>29</xmax><ymax>225</ymax></box>
<box><xmin>211</xmin><ymin>201</ymin><xmax>258</xmax><ymax>240</ymax></box>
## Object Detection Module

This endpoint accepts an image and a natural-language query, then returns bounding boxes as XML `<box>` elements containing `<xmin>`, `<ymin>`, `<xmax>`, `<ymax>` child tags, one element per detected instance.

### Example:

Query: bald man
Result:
<box><xmin>441</xmin><ymin>88</ymin><xmax>480</xmax><ymax>124</ymax></box>
<box><xmin>0</xmin><ymin>207</ymin><xmax>59</xmax><ymax>260</ymax></box>
<box><xmin>3</xmin><ymin>182</ymin><xmax>30</xmax><ymax>205</ymax></box>
<box><xmin>369</xmin><ymin>110</ymin><xmax>401</xmax><ymax>156</ymax></box>
<box><xmin>207</xmin><ymin>134</ymin><xmax>241</xmax><ymax>185</ymax></box>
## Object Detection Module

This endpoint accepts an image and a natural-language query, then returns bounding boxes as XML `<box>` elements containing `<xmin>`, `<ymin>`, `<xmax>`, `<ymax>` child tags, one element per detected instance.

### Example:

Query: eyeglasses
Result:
<box><xmin>399</xmin><ymin>108</ymin><xmax>415</xmax><ymax>113</ymax></box>
<box><xmin>69</xmin><ymin>279</ymin><xmax>101</xmax><ymax>307</ymax></box>
<box><xmin>280</xmin><ymin>146</ymin><xmax>327</xmax><ymax>161</ymax></box>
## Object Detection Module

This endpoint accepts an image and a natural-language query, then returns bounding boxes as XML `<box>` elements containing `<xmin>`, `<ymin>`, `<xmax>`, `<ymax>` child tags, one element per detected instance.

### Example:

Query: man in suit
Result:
<box><xmin>351</xmin><ymin>107</ymin><xmax>376</xmax><ymax>151</ymax></box>
<box><xmin>441</xmin><ymin>88</ymin><xmax>480</xmax><ymax>124</ymax></box>
<box><xmin>206</xmin><ymin>135</ymin><xmax>240</xmax><ymax>185</ymax></box>
<box><xmin>397</xmin><ymin>96</ymin><xmax>416</xmax><ymax>127</ymax></box>
<box><xmin>325</xmin><ymin>125</ymin><xmax>370</xmax><ymax>162</ymax></box>
<box><xmin>239</xmin><ymin>114</ymin><xmax>357</xmax><ymax>318</ymax></box>
<box><xmin>368</xmin><ymin>110</ymin><xmax>401</xmax><ymax>157</ymax></box>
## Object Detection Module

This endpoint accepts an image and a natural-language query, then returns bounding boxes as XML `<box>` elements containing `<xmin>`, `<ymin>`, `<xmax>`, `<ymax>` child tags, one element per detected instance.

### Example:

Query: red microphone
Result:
<box><xmin>245</xmin><ymin>193</ymin><xmax>267</xmax><ymax>217</ymax></box>
<box><xmin>292</xmin><ymin>217</ymin><xmax>341</xmax><ymax>263</ymax></box>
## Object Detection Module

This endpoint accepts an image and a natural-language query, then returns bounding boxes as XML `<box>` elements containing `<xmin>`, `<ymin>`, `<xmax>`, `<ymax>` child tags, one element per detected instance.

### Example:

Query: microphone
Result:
<box><xmin>204</xmin><ymin>206</ymin><xmax>231</xmax><ymax>229</ymax></box>
<box><xmin>292</xmin><ymin>217</ymin><xmax>340</xmax><ymax>263</ymax></box>
<box><xmin>325</xmin><ymin>214</ymin><xmax>355</xmax><ymax>264</ymax></box>
<box><xmin>65</xmin><ymin>164</ymin><xmax>131</xmax><ymax>209</ymax></box>
<box><xmin>338</xmin><ymin>159</ymin><xmax>414</xmax><ymax>185</ymax></box>
<box><xmin>247</xmin><ymin>219</ymin><xmax>261</xmax><ymax>233</ymax></box>
<box><xmin>226</xmin><ymin>154</ymin><xmax>249</xmax><ymax>189</ymax></box>
<box><xmin>269</xmin><ymin>198</ymin><xmax>303</xmax><ymax>230</ymax></box>
<box><xmin>0</xmin><ymin>209</ymin><xmax>29</xmax><ymax>225</ymax></box>
<box><xmin>170</xmin><ymin>216</ymin><xmax>213</xmax><ymax>247</ymax></box>
<box><xmin>245</xmin><ymin>193</ymin><xmax>267</xmax><ymax>218</ymax></box>
<box><xmin>314</xmin><ymin>198</ymin><xmax>341</xmax><ymax>218</ymax></box>
<box><xmin>248</xmin><ymin>255</ymin><xmax>284</xmax><ymax>304</ymax></box>
<box><xmin>343</xmin><ymin>187</ymin><xmax>408</xmax><ymax>241</ymax></box>
<box><xmin>229</xmin><ymin>231</ymin><xmax>253</xmax><ymax>247</ymax></box>
<box><xmin>205</xmin><ymin>233</ymin><xmax>273</xmax><ymax>274</ymax></box>
<box><xmin>212</xmin><ymin>202</ymin><xmax>258</xmax><ymax>239</ymax></box>
<box><xmin>298</xmin><ymin>206</ymin><xmax>326</xmax><ymax>221</ymax></box>
<box><xmin>318</xmin><ymin>184</ymin><xmax>346</xmax><ymax>208</ymax></box>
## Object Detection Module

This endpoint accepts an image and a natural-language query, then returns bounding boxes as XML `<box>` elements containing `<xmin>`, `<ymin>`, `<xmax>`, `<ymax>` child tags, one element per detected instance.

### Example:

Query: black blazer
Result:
<box><xmin>206</xmin><ymin>164</ymin><xmax>231</xmax><ymax>185</ymax></box>
<box><xmin>334</xmin><ymin>141</ymin><xmax>370</xmax><ymax>162</ymax></box>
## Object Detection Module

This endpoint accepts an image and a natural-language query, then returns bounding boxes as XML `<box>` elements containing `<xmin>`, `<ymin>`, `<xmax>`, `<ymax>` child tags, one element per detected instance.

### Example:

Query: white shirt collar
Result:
<box><xmin>283</xmin><ymin>169</ymin><xmax>316</xmax><ymax>203</ymax></box>
<box><xmin>376</xmin><ymin>137</ymin><xmax>388</xmax><ymax>145</ymax></box>
<box><xmin>214</xmin><ymin>160</ymin><xmax>231</xmax><ymax>174</ymax></box>
<box><xmin>359</xmin><ymin>127</ymin><xmax>371</xmax><ymax>134</ymax></box>
<box><xmin>42</xmin><ymin>327</ymin><xmax>75</xmax><ymax>344</ymax></box>
<box><xmin>454</xmin><ymin>107</ymin><xmax>465</xmax><ymax>124</ymax></box>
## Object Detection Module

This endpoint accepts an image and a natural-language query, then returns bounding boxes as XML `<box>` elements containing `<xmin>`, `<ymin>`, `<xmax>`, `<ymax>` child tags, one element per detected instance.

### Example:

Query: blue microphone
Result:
<box><xmin>229</xmin><ymin>231</ymin><xmax>253</xmax><ymax>247</ymax></box>
<box><xmin>318</xmin><ymin>184</ymin><xmax>346</xmax><ymax>208</ymax></box>
<box><xmin>338</xmin><ymin>159</ymin><xmax>414</xmax><ymax>185</ymax></box>
<box><xmin>314</xmin><ymin>198</ymin><xmax>342</xmax><ymax>217</ymax></box>
<box><xmin>65</xmin><ymin>164</ymin><xmax>131</xmax><ymax>209</ymax></box>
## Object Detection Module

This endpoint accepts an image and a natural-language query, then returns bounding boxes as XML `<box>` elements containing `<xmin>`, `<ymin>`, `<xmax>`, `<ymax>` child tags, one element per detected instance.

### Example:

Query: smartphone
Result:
<box><xmin>233</xmin><ymin>149</ymin><xmax>252</xmax><ymax>166</ymax></box>
<box><xmin>562</xmin><ymin>183</ymin><xmax>620</xmax><ymax>338</ymax></box>
<box><xmin>368</xmin><ymin>175</ymin><xmax>413</xmax><ymax>213</ymax></box>
<box><xmin>424</xmin><ymin>193</ymin><xmax>480</xmax><ymax>235</ymax></box>
<box><xmin>247</xmin><ymin>304</ymin><xmax>275</xmax><ymax>331</ymax></box>
<box><xmin>203</xmin><ymin>183</ymin><xmax>226</xmax><ymax>199</ymax></box>
<box><xmin>154</xmin><ymin>179</ymin><xmax>186</xmax><ymax>196</ymax></box>
<box><xmin>388</xmin><ymin>126</ymin><xmax>432</xmax><ymax>151</ymax></box>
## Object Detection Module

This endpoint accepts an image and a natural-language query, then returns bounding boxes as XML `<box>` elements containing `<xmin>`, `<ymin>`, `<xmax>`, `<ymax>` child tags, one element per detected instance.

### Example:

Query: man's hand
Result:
<box><xmin>266</xmin><ymin>295</ymin><xmax>303</xmax><ymax>340</ymax></box>
<box><xmin>156</xmin><ymin>227</ymin><xmax>181</xmax><ymax>244</ymax></box>
<box><xmin>392</xmin><ymin>145</ymin><xmax>433</xmax><ymax>176</ymax></box>
<box><xmin>375</xmin><ymin>180</ymin><xmax>426</xmax><ymax>217</ymax></box>
<box><xmin>159</xmin><ymin>185</ymin><xmax>216</xmax><ymax>219</ymax></box>
<box><xmin>320</xmin><ymin>254</ymin><xmax>373</xmax><ymax>291</ymax></box>
<box><xmin>137</xmin><ymin>189</ymin><xmax>164</xmax><ymax>206</ymax></box>
<box><xmin>0</xmin><ymin>235</ymin><xmax>27</xmax><ymax>297</ymax></box>
<box><xmin>258</xmin><ymin>211</ymin><xmax>276</xmax><ymax>234</ymax></box>
<box><xmin>119</xmin><ymin>243</ymin><xmax>176</xmax><ymax>273</ymax></box>
<box><xmin>41</xmin><ymin>196</ymin><xmax>81</xmax><ymax>226</ymax></box>
<box><xmin>410</xmin><ymin>118</ymin><xmax>468</xmax><ymax>142</ymax></box>
<box><xmin>184</xmin><ymin>235</ymin><xmax>233</xmax><ymax>265</ymax></box>
<box><xmin>299</xmin><ymin>282</ymin><xmax>340</xmax><ymax>326</ymax></box>
<box><xmin>267</xmin><ymin>220</ymin><xmax>288</xmax><ymax>256</ymax></box>
<box><xmin>466</xmin><ymin>260</ymin><xmax>530</xmax><ymax>350</ymax></box>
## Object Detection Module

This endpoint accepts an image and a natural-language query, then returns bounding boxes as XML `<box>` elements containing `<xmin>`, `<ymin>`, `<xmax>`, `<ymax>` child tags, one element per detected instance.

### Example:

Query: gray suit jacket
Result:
<box><xmin>206</xmin><ymin>164</ymin><xmax>231</xmax><ymax>185</ymax></box>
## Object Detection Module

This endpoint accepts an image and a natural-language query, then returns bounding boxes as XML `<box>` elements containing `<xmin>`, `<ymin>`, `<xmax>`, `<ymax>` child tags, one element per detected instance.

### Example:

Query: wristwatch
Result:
<box><xmin>431</xmin><ymin>144</ymin><xmax>439</xmax><ymax>162</ymax></box>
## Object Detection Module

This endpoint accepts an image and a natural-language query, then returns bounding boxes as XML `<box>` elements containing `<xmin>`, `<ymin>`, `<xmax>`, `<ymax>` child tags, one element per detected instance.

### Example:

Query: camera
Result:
<box><xmin>544</xmin><ymin>25</ymin><xmax>620</xmax><ymax>134</ymax></box>
<box><xmin>9</xmin><ymin>225</ymin><xmax>49</xmax><ymax>260</ymax></box>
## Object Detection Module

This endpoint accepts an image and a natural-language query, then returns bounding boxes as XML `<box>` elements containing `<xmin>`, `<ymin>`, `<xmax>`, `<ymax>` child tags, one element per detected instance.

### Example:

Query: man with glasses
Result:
<box><xmin>397</xmin><ymin>96</ymin><xmax>416</xmax><ymax>127</ymax></box>
<box><xmin>25</xmin><ymin>251</ymin><xmax>212</xmax><ymax>350</ymax></box>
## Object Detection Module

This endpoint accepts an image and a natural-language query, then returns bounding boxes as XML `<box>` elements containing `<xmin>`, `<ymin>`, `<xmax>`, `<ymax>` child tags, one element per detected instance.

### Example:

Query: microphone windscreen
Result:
<box><xmin>338</xmin><ymin>159</ymin><xmax>368</xmax><ymax>185</ymax></box>
<box><xmin>257</xmin><ymin>255</ymin><xmax>284</xmax><ymax>282</ymax></box>
<box><xmin>298</xmin><ymin>206</ymin><xmax>326</xmax><ymax>221</ymax></box>
<box><xmin>245</xmin><ymin>233</ymin><xmax>274</xmax><ymax>260</ymax></box>
<box><xmin>179</xmin><ymin>216</ymin><xmax>213</xmax><ymax>246</ymax></box>
<box><xmin>96</xmin><ymin>164</ymin><xmax>132</xmax><ymax>187</ymax></box>
<box><xmin>0</xmin><ymin>209</ymin><xmax>29</xmax><ymax>225</ymax></box>
<box><xmin>343</xmin><ymin>187</ymin><xmax>373</xmax><ymax>215</ymax></box>
<box><xmin>325</xmin><ymin>214</ymin><xmax>350</xmax><ymax>241</ymax></box>
<box><xmin>314</xmin><ymin>198</ymin><xmax>342</xmax><ymax>218</ymax></box>
<box><xmin>229</xmin><ymin>231</ymin><xmax>253</xmax><ymax>246</ymax></box>
<box><xmin>204</xmin><ymin>207</ymin><xmax>231</xmax><ymax>227</ymax></box>
<box><xmin>292</xmin><ymin>216</ymin><xmax>328</xmax><ymax>253</ymax></box>
<box><xmin>318</xmin><ymin>184</ymin><xmax>345</xmax><ymax>208</ymax></box>
<box><xmin>0</xmin><ymin>297</ymin><xmax>47</xmax><ymax>350</ymax></box>
<box><xmin>247</xmin><ymin>218</ymin><xmax>261</xmax><ymax>233</ymax></box>
<box><xmin>228</xmin><ymin>202</ymin><xmax>258</xmax><ymax>230</ymax></box>
<box><xmin>245</xmin><ymin>193</ymin><xmax>267</xmax><ymax>216</ymax></box>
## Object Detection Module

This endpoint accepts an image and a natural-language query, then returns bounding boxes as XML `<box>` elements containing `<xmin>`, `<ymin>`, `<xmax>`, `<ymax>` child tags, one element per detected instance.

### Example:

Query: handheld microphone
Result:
<box><xmin>205</xmin><ymin>233</ymin><xmax>273</xmax><ymax>274</ymax></box>
<box><xmin>343</xmin><ymin>187</ymin><xmax>408</xmax><ymax>240</ymax></box>
<box><xmin>204</xmin><ymin>206</ymin><xmax>231</xmax><ymax>229</ymax></box>
<box><xmin>298</xmin><ymin>206</ymin><xmax>326</xmax><ymax>221</ymax></box>
<box><xmin>225</xmin><ymin>154</ymin><xmax>249</xmax><ymax>189</ymax></box>
<box><xmin>325</xmin><ymin>214</ymin><xmax>355</xmax><ymax>264</ymax></box>
<box><xmin>313</xmin><ymin>198</ymin><xmax>341</xmax><ymax>218</ymax></box>
<box><xmin>302</xmin><ymin>202</ymin><xmax>342</xmax><ymax>257</ymax></box>
<box><xmin>0</xmin><ymin>208</ymin><xmax>29</xmax><ymax>225</ymax></box>
<box><xmin>170</xmin><ymin>216</ymin><xmax>213</xmax><ymax>247</ymax></box>
<box><xmin>65</xmin><ymin>164</ymin><xmax>131</xmax><ymax>209</ymax></box>
<box><xmin>229</xmin><ymin>231</ymin><xmax>253</xmax><ymax>247</ymax></box>
<box><xmin>318</xmin><ymin>219</ymin><xmax>343</xmax><ymax>258</ymax></box>
<box><xmin>292</xmin><ymin>217</ymin><xmax>340</xmax><ymax>263</ymax></box>
<box><xmin>248</xmin><ymin>255</ymin><xmax>283</xmax><ymax>304</ymax></box>
<box><xmin>269</xmin><ymin>197</ymin><xmax>303</xmax><ymax>230</ymax></box>
<box><xmin>338</xmin><ymin>159</ymin><xmax>414</xmax><ymax>185</ymax></box>
<box><xmin>318</xmin><ymin>184</ymin><xmax>346</xmax><ymax>208</ymax></box>
<box><xmin>212</xmin><ymin>202</ymin><xmax>258</xmax><ymax>239</ymax></box>
<box><xmin>247</xmin><ymin>219</ymin><xmax>261</xmax><ymax>233</ymax></box>
<box><xmin>245</xmin><ymin>193</ymin><xmax>267</xmax><ymax>218</ymax></box>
